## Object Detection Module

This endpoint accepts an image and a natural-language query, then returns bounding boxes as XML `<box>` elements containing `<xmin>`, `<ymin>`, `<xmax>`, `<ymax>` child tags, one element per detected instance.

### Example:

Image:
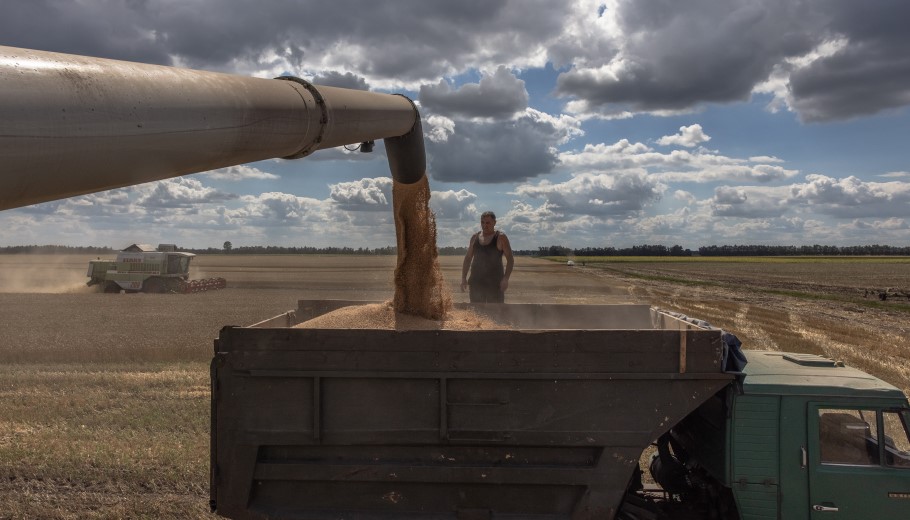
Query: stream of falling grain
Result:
<box><xmin>295</xmin><ymin>176</ymin><xmax>509</xmax><ymax>330</ymax></box>
<box><xmin>391</xmin><ymin>176</ymin><xmax>451</xmax><ymax>320</ymax></box>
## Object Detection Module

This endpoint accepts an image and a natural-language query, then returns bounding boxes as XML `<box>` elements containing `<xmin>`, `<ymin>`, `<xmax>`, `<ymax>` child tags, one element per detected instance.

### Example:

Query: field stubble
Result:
<box><xmin>1</xmin><ymin>254</ymin><xmax>908</xmax><ymax>518</ymax></box>
<box><xmin>585</xmin><ymin>259</ymin><xmax>910</xmax><ymax>397</ymax></box>
<box><xmin>0</xmin><ymin>254</ymin><xmax>630</xmax><ymax>518</ymax></box>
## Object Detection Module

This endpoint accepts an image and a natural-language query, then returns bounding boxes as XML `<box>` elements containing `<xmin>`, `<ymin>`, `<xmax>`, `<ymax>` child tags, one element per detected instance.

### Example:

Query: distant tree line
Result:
<box><xmin>697</xmin><ymin>244</ymin><xmax>910</xmax><ymax>256</ymax></box>
<box><xmin>191</xmin><ymin>244</ymin><xmax>480</xmax><ymax>256</ymax></box>
<box><xmin>0</xmin><ymin>243</ymin><xmax>531</xmax><ymax>256</ymax></box>
<box><xmin>3</xmin><ymin>243</ymin><xmax>909</xmax><ymax>257</ymax></box>
<box><xmin>0</xmin><ymin>245</ymin><xmax>114</xmax><ymax>254</ymax></box>
<box><xmin>537</xmin><ymin>243</ymin><xmax>910</xmax><ymax>257</ymax></box>
<box><xmin>192</xmin><ymin>245</ymin><xmax>400</xmax><ymax>255</ymax></box>
<box><xmin>542</xmin><ymin>244</ymin><xmax>694</xmax><ymax>257</ymax></box>
<box><xmin>201</xmin><ymin>245</ymin><xmax>549</xmax><ymax>256</ymax></box>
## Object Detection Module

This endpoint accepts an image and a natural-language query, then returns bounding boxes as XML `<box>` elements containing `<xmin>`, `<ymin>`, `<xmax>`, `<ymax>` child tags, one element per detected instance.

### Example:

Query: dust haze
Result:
<box><xmin>0</xmin><ymin>255</ymin><xmax>98</xmax><ymax>293</ymax></box>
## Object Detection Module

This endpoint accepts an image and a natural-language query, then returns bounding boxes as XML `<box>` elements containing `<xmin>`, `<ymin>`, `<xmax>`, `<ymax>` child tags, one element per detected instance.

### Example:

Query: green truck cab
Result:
<box><xmin>672</xmin><ymin>351</ymin><xmax>910</xmax><ymax>519</ymax></box>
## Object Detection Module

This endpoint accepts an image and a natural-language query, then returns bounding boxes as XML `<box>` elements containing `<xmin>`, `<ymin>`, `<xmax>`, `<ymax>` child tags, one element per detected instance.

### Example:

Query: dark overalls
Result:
<box><xmin>468</xmin><ymin>231</ymin><xmax>504</xmax><ymax>303</ymax></box>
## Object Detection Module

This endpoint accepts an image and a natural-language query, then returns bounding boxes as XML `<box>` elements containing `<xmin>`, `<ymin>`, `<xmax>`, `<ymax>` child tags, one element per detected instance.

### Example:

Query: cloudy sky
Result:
<box><xmin>2</xmin><ymin>0</ymin><xmax>910</xmax><ymax>250</ymax></box>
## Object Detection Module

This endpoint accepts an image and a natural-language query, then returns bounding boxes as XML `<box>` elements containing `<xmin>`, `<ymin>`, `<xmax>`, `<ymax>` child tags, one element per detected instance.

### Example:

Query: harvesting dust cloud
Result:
<box><xmin>0</xmin><ymin>256</ymin><xmax>97</xmax><ymax>293</ymax></box>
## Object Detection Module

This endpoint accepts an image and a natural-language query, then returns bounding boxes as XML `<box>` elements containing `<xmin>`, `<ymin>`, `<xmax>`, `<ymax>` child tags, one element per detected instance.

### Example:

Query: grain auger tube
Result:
<box><xmin>0</xmin><ymin>45</ymin><xmax>425</xmax><ymax>211</ymax></box>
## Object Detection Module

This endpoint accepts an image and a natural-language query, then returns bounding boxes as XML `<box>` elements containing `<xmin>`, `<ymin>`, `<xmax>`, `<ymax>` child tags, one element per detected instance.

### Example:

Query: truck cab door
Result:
<box><xmin>807</xmin><ymin>404</ymin><xmax>910</xmax><ymax>519</ymax></box>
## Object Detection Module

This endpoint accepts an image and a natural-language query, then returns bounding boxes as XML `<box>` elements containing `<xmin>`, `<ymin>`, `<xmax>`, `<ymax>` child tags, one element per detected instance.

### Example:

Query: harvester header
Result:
<box><xmin>0</xmin><ymin>45</ymin><xmax>425</xmax><ymax>210</ymax></box>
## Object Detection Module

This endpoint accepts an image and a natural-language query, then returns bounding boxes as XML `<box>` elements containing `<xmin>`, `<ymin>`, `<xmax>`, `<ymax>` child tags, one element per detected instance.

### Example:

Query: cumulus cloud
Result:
<box><xmin>560</xmin><ymin>139</ymin><xmax>654</xmax><ymax>170</ymax></box>
<box><xmin>786</xmin><ymin>1</ymin><xmax>910</xmax><ymax>122</ymax></box>
<box><xmin>135</xmin><ymin>178</ymin><xmax>238</xmax><ymax>209</ymax></box>
<box><xmin>328</xmin><ymin>177</ymin><xmax>392</xmax><ymax>210</ymax></box>
<box><xmin>0</xmin><ymin>1</ymin><xmax>170</xmax><ymax>65</ymax></box>
<box><xmin>3</xmin><ymin>178</ymin><xmax>246</xmax><ymax>246</ymax></box>
<box><xmin>419</xmin><ymin>66</ymin><xmax>529</xmax><ymax>119</ymax></box>
<box><xmin>633</xmin><ymin>207</ymin><xmax>698</xmax><ymax>238</ymax></box>
<box><xmin>706</xmin><ymin>175</ymin><xmax>910</xmax><ymax>221</ymax></box>
<box><xmin>655</xmin><ymin>163</ymin><xmax>799</xmax><ymax>184</ymax></box>
<box><xmin>431</xmin><ymin>189</ymin><xmax>477</xmax><ymax>220</ymax></box>
<box><xmin>499</xmin><ymin>199</ymin><xmax>604</xmax><ymax>240</ymax></box>
<box><xmin>787</xmin><ymin>174</ymin><xmax>910</xmax><ymax>217</ymax></box>
<box><xmin>22</xmin><ymin>178</ymin><xmax>237</xmax><ymax>220</ymax></box>
<box><xmin>312</xmin><ymin>71</ymin><xmax>370</xmax><ymax>91</ymax></box>
<box><xmin>514</xmin><ymin>172</ymin><xmax>664</xmax><ymax>218</ymax></box>
<box><xmin>656</xmin><ymin>124</ymin><xmax>711</xmax><ymax>148</ymax></box>
<box><xmin>556</xmin><ymin>0</ymin><xmax>824</xmax><ymax>117</ymax></box>
<box><xmin>559</xmin><ymin>136</ymin><xmax>799</xmax><ymax>184</ymax></box>
<box><xmin>674</xmin><ymin>190</ymin><xmax>697</xmax><ymax>205</ymax></box>
<box><xmin>238</xmin><ymin>192</ymin><xmax>314</xmax><ymax>219</ymax></box>
<box><xmin>749</xmin><ymin>155</ymin><xmax>785</xmax><ymax>163</ymax></box>
<box><xmin>5</xmin><ymin>1</ymin><xmax>910</xmax><ymax>250</ymax></box>
<box><xmin>843</xmin><ymin>217</ymin><xmax>908</xmax><ymax>232</ymax></box>
<box><xmin>0</xmin><ymin>1</ymin><xmax>572</xmax><ymax>89</ymax></box>
<box><xmin>18</xmin><ymin>189</ymin><xmax>133</xmax><ymax>217</ymax></box>
<box><xmin>202</xmin><ymin>165</ymin><xmax>280</xmax><ymax>181</ymax></box>
<box><xmin>427</xmin><ymin>109</ymin><xmax>582</xmax><ymax>183</ymax></box>
<box><xmin>711</xmin><ymin>185</ymin><xmax>791</xmax><ymax>218</ymax></box>
<box><xmin>551</xmin><ymin>0</ymin><xmax>910</xmax><ymax>123</ymax></box>
<box><xmin>425</xmin><ymin>115</ymin><xmax>456</xmax><ymax>144</ymax></box>
<box><xmin>714</xmin><ymin>186</ymin><xmax>748</xmax><ymax>205</ymax></box>
<box><xmin>709</xmin><ymin>217</ymin><xmax>811</xmax><ymax>243</ymax></box>
<box><xmin>4</xmin><ymin>0</ymin><xmax>909</xmax><ymax>124</ymax></box>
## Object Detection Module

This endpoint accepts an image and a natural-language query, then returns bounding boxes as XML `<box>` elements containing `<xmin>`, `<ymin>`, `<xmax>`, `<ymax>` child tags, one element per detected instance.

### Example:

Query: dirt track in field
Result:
<box><xmin>579</xmin><ymin>261</ymin><xmax>910</xmax><ymax>397</ymax></box>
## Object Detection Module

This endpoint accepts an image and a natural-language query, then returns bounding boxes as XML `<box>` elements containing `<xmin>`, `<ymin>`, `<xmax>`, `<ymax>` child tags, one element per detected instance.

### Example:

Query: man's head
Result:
<box><xmin>480</xmin><ymin>211</ymin><xmax>496</xmax><ymax>234</ymax></box>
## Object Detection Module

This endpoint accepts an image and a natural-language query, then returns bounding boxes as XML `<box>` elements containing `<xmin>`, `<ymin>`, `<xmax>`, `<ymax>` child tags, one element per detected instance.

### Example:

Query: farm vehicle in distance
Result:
<box><xmin>86</xmin><ymin>244</ymin><xmax>226</xmax><ymax>293</ymax></box>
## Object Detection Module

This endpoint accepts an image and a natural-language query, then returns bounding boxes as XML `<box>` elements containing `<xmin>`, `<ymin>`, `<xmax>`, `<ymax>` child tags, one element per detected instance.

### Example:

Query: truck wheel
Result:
<box><xmin>102</xmin><ymin>281</ymin><xmax>120</xmax><ymax>293</ymax></box>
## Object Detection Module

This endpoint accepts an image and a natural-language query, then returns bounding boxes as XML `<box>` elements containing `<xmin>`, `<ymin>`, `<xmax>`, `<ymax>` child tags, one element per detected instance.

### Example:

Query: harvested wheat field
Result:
<box><xmin>576</xmin><ymin>257</ymin><xmax>910</xmax><ymax>397</ymax></box>
<box><xmin>1</xmin><ymin>253</ymin><xmax>909</xmax><ymax>518</ymax></box>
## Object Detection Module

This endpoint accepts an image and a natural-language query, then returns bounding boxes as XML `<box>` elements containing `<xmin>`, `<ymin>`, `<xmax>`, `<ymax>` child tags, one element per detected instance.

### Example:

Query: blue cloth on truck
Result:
<box><xmin>720</xmin><ymin>331</ymin><xmax>747</xmax><ymax>373</ymax></box>
<box><xmin>660</xmin><ymin>310</ymin><xmax>748</xmax><ymax>374</ymax></box>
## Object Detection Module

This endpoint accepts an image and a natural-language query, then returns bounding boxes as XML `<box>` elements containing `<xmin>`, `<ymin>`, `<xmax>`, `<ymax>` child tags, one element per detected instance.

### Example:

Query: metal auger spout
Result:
<box><xmin>0</xmin><ymin>45</ymin><xmax>426</xmax><ymax>211</ymax></box>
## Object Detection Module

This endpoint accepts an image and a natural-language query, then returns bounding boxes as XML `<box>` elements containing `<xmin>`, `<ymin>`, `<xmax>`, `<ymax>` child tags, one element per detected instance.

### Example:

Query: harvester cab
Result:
<box><xmin>86</xmin><ymin>244</ymin><xmax>225</xmax><ymax>293</ymax></box>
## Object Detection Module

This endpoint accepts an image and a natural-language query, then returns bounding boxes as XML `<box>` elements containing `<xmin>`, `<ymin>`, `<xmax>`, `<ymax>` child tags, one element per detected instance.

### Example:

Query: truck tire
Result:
<box><xmin>102</xmin><ymin>281</ymin><xmax>121</xmax><ymax>293</ymax></box>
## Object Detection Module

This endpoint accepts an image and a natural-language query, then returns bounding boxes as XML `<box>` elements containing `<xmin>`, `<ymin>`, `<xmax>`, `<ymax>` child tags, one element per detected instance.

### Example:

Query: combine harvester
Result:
<box><xmin>86</xmin><ymin>243</ymin><xmax>226</xmax><ymax>293</ymax></box>
<box><xmin>1</xmin><ymin>45</ymin><xmax>908</xmax><ymax>519</ymax></box>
